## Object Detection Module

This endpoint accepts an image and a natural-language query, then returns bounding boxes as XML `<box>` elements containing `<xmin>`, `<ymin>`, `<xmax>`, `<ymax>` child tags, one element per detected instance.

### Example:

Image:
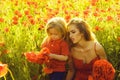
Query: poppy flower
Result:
<box><xmin>24</xmin><ymin>10</ymin><xmax>30</xmax><ymax>15</ymax></box>
<box><xmin>117</xmin><ymin>36</ymin><xmax>120</xmax><ymax>42</ymax></box>
<box><xmin>43</xmin><ymin>67</ymin><xmax>53</xmax><ymax>74</ymax></box>
<box><xmin>0</xmin><ymin>18</ymin><xmax>4</xmax><ymax>23</ymax></box>
<box><xmin>88</xmin><ymin>75</ymin><xmax>93</xmax><ymax>80</ymax></box>
<box><xmin>107</xmin><ymin>16</ymin><xmax>113</xmax><ymax>21</ymax></box>
<box><xmin>0</xmin><ymin>63</ymin><xmax>8</xmax><ymax>78</ymax></box>
<box><xmin>24</xmin><ymin>52</ymin><xmax>38</xmax><ymax>63</ymax></box>
<box><xmin>37</xmin><ymin>47</ymin><xmax>50</xmax><ymax>64</ymax></box>
<box><xmin>93</xmin><ymin>59</ymin><xmax>115</xmax><ymax>80</ymax></box>
<box><xmin>24</xmin><ymin>47</ymin><xmax>50</xmax><ymax>64</ymax></box>
<box><xmin>39</xmin><ymin>47</ymin><xmax>50</xmax><ymax>55</ymax></box>
<box><xmin>94</xmin><ymin>26</ymin><xmax>101</xmax><ymax>31</ymax></box>
<box><xmin>0</xmin><ymin>42</ymin><xmax>5</xmax><ymax>47</ymax></box>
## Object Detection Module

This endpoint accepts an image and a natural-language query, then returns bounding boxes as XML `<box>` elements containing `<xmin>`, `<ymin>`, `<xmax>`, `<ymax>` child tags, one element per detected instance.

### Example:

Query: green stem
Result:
<box><xmin>8</xmin><ymin>68</ymin><xmax>15</xmax><ymax>80</ymax></box>
<box><xmin>4</xmin><ymin>76</ymin><xmax>6</xmax><ymax>80</ymax></box>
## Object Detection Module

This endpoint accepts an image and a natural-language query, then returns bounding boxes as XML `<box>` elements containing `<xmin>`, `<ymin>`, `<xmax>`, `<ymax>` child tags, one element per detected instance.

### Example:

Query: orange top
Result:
<box><xmin>41</xmin><ymin>39</ymin><xmax>69</xmax><ymax>72</ymax></box>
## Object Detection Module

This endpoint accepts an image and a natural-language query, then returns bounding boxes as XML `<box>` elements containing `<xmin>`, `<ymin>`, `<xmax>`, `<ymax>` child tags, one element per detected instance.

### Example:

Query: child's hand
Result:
<box><xmin>39</xmin><ymin>47</ymin><xmax>50</xmax><ymax>56</ymax></box>
<box><xmin>48</xmin><ymin>53</ymin><xmax>55</xmax><ymax>59</ymax></box>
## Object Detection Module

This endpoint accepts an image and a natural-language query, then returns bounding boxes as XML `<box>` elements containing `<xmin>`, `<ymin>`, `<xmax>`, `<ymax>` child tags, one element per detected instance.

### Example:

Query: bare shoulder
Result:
<box><xmin>95</xmin><ymin>42</ymin><xmax>104</xmax><ymax>51</ymax></box>
<box><xmin>95</xmin><ymin>42</ymin><xmax>107</xmax><ymax>59</ymax></box>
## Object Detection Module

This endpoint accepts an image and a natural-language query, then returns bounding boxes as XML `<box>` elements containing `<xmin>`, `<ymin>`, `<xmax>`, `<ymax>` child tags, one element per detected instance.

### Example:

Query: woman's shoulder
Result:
<box><xmin>94</xmin><ymin>42</ymin><xmax>104</xmax><ymax>52</ymax></box>
<box><xmin>94</xmin><ymin>42</ymin><xmax>107</xmax><ymax>59</ymax></box>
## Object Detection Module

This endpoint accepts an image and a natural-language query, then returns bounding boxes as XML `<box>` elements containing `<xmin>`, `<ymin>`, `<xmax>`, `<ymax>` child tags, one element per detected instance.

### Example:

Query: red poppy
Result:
<box><xmin>65</xmin><ymin>15</ymin><xmax>71</xmax><ymax>22</ymax></box>
<box><xmin>37</xmin><ymin>47</ymin><xmax>50</xmax><ymax>64</ymax></box>
<box><xmin>0</xmin><ymin>18</ymin><xmax>4</xmax><ymax>23</ymax></box>
<box><xmin>117</xmin><ymin>36</ymin><xmax>120</xmax><ymax>42</ymax></box>
<box><xmin>4</xmin><ymin>27</ymin><xmax>9</xmax><ymax>32</ymax></box>
<box><xmin>24</xmin><ymin>47</ymin><xmax>50</xmax><ymax>64</ymax></box>
<box><xmin>12</xmin><ymin>16</ymin><xmax>18</xmax><ymax>21</ymax></box>
<box><xmin>90</xmin><ymin>0</ymin><xmax>99</xmax><ymax>6</ymax></box>
<box><xmin>107</xmin><ymin>16</ymin><xmax>113</xmax><ymax>21</ymax></box>
<box><xmin>24</xmin><ymin>10</ymin><xmax>30</xmax><ymax>15</ymax></box>
<box><xmin>39</xmin><ymin>47</ymin><xmax>50</xmax><ymax>55</ymax></box>
<box><xmin>93</xmin><ymin>11</ymin><xmax>100</xmax><ymax>17</ymax></box>
<box><xmin>0</xmin><ymin>63</ymin><xmax>8</xmax><ymax>78</ymax></box>
<box><xmin>12</xmin><ymin>20</ymin><xmax>18</xmax><ymax>25</ymax></box>
<box><xmin>93</xmin><ymin>59</ymin><xmax>115</xmax><ymax>80</ymax></box>
<box><xmin>24</xmin><ymin>52</ymin><xmax>38</xmax><ymax>63</ymax></box>
<box><xmin>0</xmin><ymin>42</ymin><xmax>5</xmax><ymax>47</ymax></box>
<box><xmin>43</xmin><ymin>67</ymin><xmax>53</xmax><ymax>74</ymax></box>
<box><xmin>88</xmin><ymin>75</ymin><xmax>93</xmax><ymax>80</ymax></box>
<box><xmin>29</xmin><ymin>18</ymin><xmax>35</xmax><ymax>25</ymax></box>
<box><xmin>95</xmin><ymin>26</ymin><xmax>101</xmax><ymax>31</ymax></box>
<box><xmin>14</xmin><ymin>10</ymin><xmax>20</xmax><ymax>15</ymax></box>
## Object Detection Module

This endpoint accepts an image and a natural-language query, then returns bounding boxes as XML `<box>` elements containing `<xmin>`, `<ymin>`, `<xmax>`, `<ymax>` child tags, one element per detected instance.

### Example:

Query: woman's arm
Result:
<box><xmin>96</xmin><ymin>43</ymin><xmax>107</xmax><ymax>59</ymax></box>
<box><xmin>66</xmin><ymin>55</ymin><xmax>75</xmax><ymax>80</ymax></box>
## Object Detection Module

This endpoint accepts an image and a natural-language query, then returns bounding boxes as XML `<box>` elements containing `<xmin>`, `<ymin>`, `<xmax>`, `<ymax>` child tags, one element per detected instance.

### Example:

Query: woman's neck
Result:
<box><xmin>77</xmin><ymin>39</ymin><xmax>91</xmax><ymax>49</ymax></box>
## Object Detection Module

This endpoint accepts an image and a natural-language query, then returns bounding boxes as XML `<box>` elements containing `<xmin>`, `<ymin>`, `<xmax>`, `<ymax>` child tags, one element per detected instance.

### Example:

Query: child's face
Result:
<box><xmin>48</xmin><ymin>28</ymin><xmax>62</xmax><ymax>40</ymax></box>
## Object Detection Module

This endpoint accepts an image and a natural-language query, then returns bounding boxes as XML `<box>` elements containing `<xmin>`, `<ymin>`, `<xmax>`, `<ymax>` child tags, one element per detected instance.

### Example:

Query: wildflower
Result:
<box><xmin>117</xmin><ymin>36</ymin><xmax>120</xmax><ymax>42</ymax></box>
<box><xmin>0</xmin><ymin>63</ymin><xmax>8</xmax><ymax>78</ymax></box>
<box><xmin>37</xmin><ymin>47</ymin><xmax>50</xmax><ymax>64</ymax></box>
<box><xmin>88</xmin><ymin>75</ymin><xmax>93</xmax><ymax>80</ymax></box>
<box><xmin>29</xmin><ymin>18</ymin><xmax>35</xmax><ymax>25</ymax></box>
<box><xmin>24</xmin><ymin>52</ymin><xmax>37</xmax><ymax>63</ymax></box>
<box><xmin>0</xmin><ymin>18</ymin><xmax>4</xmax><ymax>23</ymax></box>
<box><xmin>43</xmin><ymin>67</ymin><xmax>53</xmax><ymax>74</ymax></box>
<box><xmin>12</xmin><ymin>16</ymin><xmax>18</xmax><ymax>21</ymax></box>
<box><xmin>65</xmin><ymin>15</ymin><xmax>71</xmax><ymax>22</ymax></box>
<box><xmin>107</xmin><ymin>16</ymin><xmax>113</xmax><ymax>21</ymax></box>
<box><xmin>93</xmin><ymin>59</ymin><xmax>115</xmax><ymax>80</ymax></box>
<box><xmin>24</xmin><ymin>47</ymin><xmax>50</xmax><ymax>64</ymax></box>
<box><xmin>12</xmin><ymin>20</ymin><xmax>18</xmax><ymax>25</ymax></box>
<box><xmin>0</xmin><ymin>42</ymin><xmax>5</xmax><ymax>47</ymax></box>
<box><xmin>4</xmin><ymin>27</ymin><xmax>9</xmax><ymax>33</ymax></box>
<box><xmin>90</xmin><ymin>0</ymin><xmax>99</xmax><ymax>6</ymax></box>
<box><xmin>24</xmin><ymin>10</ymin><xmax>30</xmax><ymax>15</ymax></box>
<box><xmin>93</xmin><ymin>11</ymin><xmax>100</xmax><ymax>17</ymax></box>
<box><xmin>94</xmin><ymin>26</ymin><xmax>101</xmax><ymax>31</ymax></box>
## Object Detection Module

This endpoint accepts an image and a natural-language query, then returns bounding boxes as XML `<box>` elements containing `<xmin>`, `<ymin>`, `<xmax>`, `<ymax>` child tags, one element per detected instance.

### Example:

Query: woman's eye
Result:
<box><xmin>71</xmin><ymin>31</ymin><xmax>75</xmax><ymax>33</ymax></box>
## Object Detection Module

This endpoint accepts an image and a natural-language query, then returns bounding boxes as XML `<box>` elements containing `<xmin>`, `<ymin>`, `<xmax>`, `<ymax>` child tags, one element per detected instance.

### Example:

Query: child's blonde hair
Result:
<box><xmin>45</xmin><ymin>17</ymin><xmax>67</xmax><ymax>39</ymax></box>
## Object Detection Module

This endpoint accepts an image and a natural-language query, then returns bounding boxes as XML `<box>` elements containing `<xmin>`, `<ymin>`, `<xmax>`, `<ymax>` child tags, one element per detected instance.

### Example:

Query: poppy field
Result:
<box><xmin>0</xmin><ymin>0</ymin><xmax>120</xmax><ymax>80</ymax></box>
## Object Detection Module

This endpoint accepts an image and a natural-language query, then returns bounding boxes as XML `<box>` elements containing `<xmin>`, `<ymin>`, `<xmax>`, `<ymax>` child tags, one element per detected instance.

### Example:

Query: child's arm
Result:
<box><xmin>48</xmin><ymin>41</ymin><xmax>69</xmax><ymax>61</ymax></box>
<box><xmin>49</xmin><ymin>53</ymin><xmax>68</xmax><ymax>61</ymax></box>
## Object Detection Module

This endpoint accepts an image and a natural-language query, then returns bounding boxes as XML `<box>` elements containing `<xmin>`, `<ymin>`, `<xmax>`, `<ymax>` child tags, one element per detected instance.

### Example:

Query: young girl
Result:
<box><xmin>41</xmin><ymin>17</ymin><xmax>69</xmax><ymax>80</ymax></box>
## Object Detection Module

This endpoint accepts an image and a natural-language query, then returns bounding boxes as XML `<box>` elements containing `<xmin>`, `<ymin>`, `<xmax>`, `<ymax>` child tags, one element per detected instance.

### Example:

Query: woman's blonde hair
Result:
<box><xmin>45</xmin><ymin>17</ymin><xmax>67</xmax><ymax>40</ymax></box>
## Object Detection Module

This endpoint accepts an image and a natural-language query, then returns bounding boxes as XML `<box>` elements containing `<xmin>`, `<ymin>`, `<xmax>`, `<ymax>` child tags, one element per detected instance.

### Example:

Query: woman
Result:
<box><xmin>66</xmin><ymin>18</ymin><xmax>107</xmax><ymax>80</ymax></box>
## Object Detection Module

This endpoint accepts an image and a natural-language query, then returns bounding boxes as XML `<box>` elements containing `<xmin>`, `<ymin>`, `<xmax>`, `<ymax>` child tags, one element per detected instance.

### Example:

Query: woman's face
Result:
<box><xmin>68</xmin><ymin>25</ymin><xmax>82</xmax><ymax>44</ymax></box>
<box><xmin>48</xmin><ymin>28</ymin><xmax>62</xmax><ymax>40</ymax></box>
